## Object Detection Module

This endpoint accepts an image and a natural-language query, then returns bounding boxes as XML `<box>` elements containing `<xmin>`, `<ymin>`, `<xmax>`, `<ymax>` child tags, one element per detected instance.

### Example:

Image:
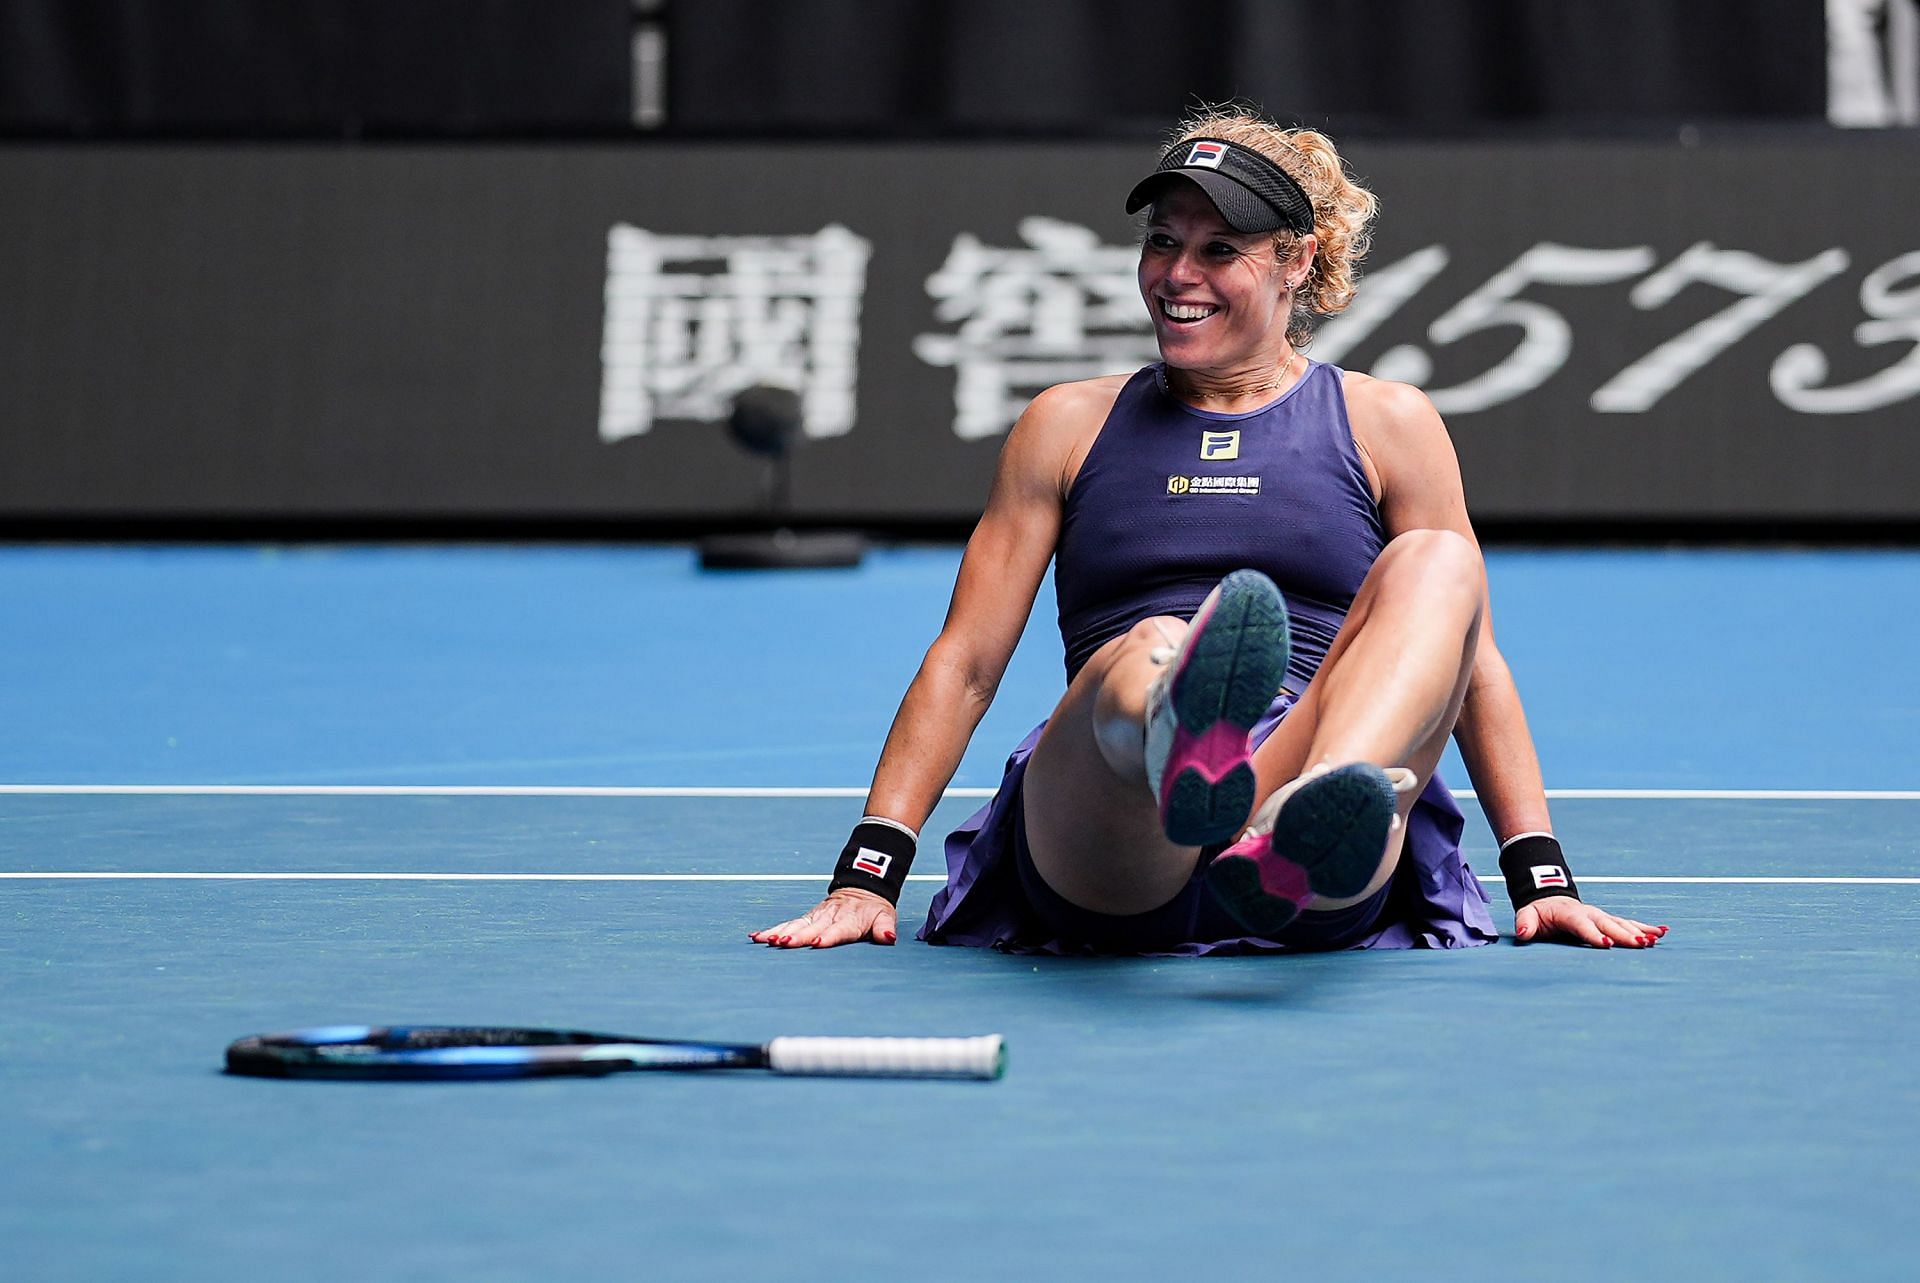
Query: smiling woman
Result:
<box><xmin>753</xmin><ymin>104</ymin><xmax>1667</xmax><ymax>958</ymax></box>
<box><xmin>1134</xmin><ymin>184</ymin><xmax>1308</xmax><ymax>396</ymax></box>
<box><xmin>1131</xmin><ymin>113</ymin><xmax>1377</xmax><ymax>359</ymax></box>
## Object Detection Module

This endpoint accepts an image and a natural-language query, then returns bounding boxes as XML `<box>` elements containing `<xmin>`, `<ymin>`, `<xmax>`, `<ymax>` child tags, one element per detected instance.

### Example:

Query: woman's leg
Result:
<box><xmin>1022</xmin><ymin>531</ymin><xmax>1481</xmax><ymax>925</ymax></box>
<box><xmin>1022</xmin><ymin>573</ymin><xmax>1288</xmax><ymax>917</ymax></box>
<box><xmin>1234</xmin><ymin>528</ymin><xmax>1486</xmax><ymax>911</ymax></box>
<box><xmin>1021</xmin><ymin>620</ymin><xmax>1197</xmax><ymax>915</ymax></box>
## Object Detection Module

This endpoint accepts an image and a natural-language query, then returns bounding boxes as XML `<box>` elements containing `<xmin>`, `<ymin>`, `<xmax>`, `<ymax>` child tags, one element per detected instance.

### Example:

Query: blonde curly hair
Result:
<box><xmin>1166</xmin><ymin>106</ymin><xmax>1378</xmax><ymax>348</ymax></box>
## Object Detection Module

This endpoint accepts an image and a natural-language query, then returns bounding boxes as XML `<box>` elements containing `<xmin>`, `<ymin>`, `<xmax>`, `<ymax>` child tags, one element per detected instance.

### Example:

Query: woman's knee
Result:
<box><xmin>1375</xmin><ymin>528</ymin><xmax>1483</xmax><ymax>605</ymax></box>
<box><xmin>1085</xmin><ymin>616</ymin><xmax>1187</xmax><ymax>674</ymax></box>
<box><xmin>1126</xmin><ymin>614</ymin><xmax>1187</xmax><ymax>649</ymax></box>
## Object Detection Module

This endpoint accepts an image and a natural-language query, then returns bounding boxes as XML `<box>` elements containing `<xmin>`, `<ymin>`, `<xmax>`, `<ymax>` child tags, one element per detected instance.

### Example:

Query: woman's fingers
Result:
<box><xmin>750</xmin><ymin>891</ymin><xmax>896</xmax><ymax>949</ymax></box>
<box><xmin>1518</xmin><ymin>898</ymin><xmax>1672</xmax><ymax>948</ymax></box>
<box><xmin>1559</xmin><ymin>905</ymin><xmax>1613</xmax><ymax>948</ymax></box>
<box><xmin>747</xmin><ymin>909</ymin><xmax>818</xmax><ymax>946</ymax></box>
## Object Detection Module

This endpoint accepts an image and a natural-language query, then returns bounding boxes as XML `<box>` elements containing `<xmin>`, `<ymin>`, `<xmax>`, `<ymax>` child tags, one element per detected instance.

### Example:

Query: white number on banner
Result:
<box><xmin>1370</xmin><ymin>243</ymin><xmax>1658</xmax><ymax>414</ymax></box>
<box><xmin>907</xmin><ymin>231</ymin><xmax>1920</xmax><ymax>439</ymax></box>
<box><xmin>1770</xmin><ymin>250</ymin><xmax>1920</xmax><ymax>414</ymax></box>
<box><xmin>1591</xmin><ymin>243</ymin><xmax>1850</xmax><ymax>412</ymax></box>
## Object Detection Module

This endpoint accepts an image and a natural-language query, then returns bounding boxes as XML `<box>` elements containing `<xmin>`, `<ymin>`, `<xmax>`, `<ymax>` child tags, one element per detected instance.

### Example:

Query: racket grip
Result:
<box><xmin>765</xmin><ymin>1035</ymin><xmax>1005</xmax><ymax>1079</ymax></box>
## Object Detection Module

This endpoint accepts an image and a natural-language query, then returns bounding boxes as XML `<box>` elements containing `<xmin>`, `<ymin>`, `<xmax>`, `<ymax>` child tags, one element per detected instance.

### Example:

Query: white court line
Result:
<box><xmin>0</xmin><ymin>872</ymin><xmax>852</xmax><ymax>881</ymax></box>
<box><xmin>1</xmin><ymin>872</ymin><xmax>1915</xmax><ymax>885</ymax></box>
<box><xmin>1541</xmin><ymin>789</ymin><xmax>1920</xmax><ymax>801</ymax></box>
<box><xmin>2</xmin><ymin>784</ymin><xmax>1918</xmax><ymax>800</ymax></box>
<box><xmin>0</xmin><ymin>784</ymin><xmax>896</xmax><ymax>798</ymax></box>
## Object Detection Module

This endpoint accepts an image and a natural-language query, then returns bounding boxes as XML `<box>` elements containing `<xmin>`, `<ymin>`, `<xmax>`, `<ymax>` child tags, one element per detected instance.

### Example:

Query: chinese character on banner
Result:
<box><xmin>915</xmin><ymin>217</ymin><xmax>1158</xmax><ymax>441</ymax></box>
<box><xmin>597</xmin><ymin>224</ymin><xmax>873</xmax><ymax>444</ymax></box>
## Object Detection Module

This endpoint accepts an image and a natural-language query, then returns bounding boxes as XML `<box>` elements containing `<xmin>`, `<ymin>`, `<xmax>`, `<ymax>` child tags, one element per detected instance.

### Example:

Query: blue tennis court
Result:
<box><xmin>4</xmin><ymin>544</ymin><xmax>1917</xmax><ymax>1280</ymax></box>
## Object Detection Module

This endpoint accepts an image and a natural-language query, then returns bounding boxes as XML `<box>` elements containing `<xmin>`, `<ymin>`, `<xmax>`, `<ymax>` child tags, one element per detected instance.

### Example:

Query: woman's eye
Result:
<box><xmin>1146</xmin><ymin>232</ymin><xmax>1176</xmax><ymax>250</ymax></box>
<box><xmin>1207</xmin><ymin>242</ymin><xmax>1239</xmax><ymax>258</ymax></box>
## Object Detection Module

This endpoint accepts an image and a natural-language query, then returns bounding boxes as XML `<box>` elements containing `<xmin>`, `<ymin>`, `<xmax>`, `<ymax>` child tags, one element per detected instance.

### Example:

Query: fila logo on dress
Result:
<box><xmin>1200</xmin><ymin>430</ymin><xmax>1240</xmax><ymax>461</ymax></box>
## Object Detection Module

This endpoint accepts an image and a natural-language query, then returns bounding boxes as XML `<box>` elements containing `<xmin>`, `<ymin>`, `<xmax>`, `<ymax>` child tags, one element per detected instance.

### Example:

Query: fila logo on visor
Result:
<box><xmin>1200</xmin><ymin>431</ymin><xmax>1240</xmax><ymax>461</ymax></box>
<box><xmin>851</xmin><ymin>848</ymin><xmax>893</xmax><ymax>878</ymax></box>
<box><xmin>1531</xmin><ymin>865</ymin><xmax>1569</xmax><ymax>890</ymax></box>
<box><xmin>1184</xmin><ymin>141</ymin><xmax>1228</xmax><ymax>169</ymax></box>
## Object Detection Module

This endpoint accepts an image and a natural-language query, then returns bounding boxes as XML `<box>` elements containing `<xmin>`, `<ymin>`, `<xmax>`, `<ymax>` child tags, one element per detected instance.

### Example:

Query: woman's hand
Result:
<box><xmin>1515</xmin><ymin>897</ymin><xmax>1668</xmax><ymax>948</ymax></box>
<box><xmin>750</xmin><ymin>888</ymin><xmax>898</xmax><ymax>949</ymax></box>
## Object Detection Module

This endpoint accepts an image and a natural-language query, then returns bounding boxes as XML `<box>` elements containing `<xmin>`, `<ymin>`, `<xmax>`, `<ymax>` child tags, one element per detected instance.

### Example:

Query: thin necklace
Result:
<box><xmin>1160</xmin><ymin>352</ymin><xmax>1303</xmax><ymax>402</ymax></box>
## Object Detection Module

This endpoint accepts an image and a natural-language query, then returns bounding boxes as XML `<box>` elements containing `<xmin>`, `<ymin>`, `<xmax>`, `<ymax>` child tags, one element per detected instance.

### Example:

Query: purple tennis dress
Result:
<box><xmin>918</xmin><ymin>361</ymin><xmax>1498</xmax><ymax>955</ymax></box>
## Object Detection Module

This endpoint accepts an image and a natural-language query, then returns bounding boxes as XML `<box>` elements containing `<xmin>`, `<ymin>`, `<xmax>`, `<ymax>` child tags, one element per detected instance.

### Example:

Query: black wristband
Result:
<box><xmin>1498</xmin><ymin>833</ymin><xmax>1580</xmax><ymax>909</ymax></box>
<box><xmin>828</xmin><ymin>818</ymin><xmax>918</xmax><ymax>906</ymax></box>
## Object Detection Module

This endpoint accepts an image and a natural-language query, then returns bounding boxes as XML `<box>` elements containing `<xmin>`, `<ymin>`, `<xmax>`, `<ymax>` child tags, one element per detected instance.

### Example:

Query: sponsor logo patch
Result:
<box><xmin>1531</xmin><ymin>865</ymin><xmax>1570</xmax><ymax>890</ymax></box>
<box><xmin>1199</xmin><ymin>430</ymin><xmax>1240</xmax><ymax>461</ymax></box>
<box><xmin>1167</xmin><ymin>474</ymin><xmax>1261</xmax><ymax>496</ymax></box>
<box><xmin>1185</xmin><ymin>141</ymin><xmax>1228</xmax><ymax>169</ymax></box>
<box><xmin>851</xmin><ymin>848</ymin><xmax>893</xmax><ymax>879</ymax></box>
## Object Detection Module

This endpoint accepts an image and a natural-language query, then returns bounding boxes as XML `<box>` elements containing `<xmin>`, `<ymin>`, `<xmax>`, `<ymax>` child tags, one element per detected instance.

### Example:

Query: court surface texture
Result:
<box><xmin>3</xmin><ymin>544</ymin><xmax>1916</xmax><ymax>1282</ymax></box>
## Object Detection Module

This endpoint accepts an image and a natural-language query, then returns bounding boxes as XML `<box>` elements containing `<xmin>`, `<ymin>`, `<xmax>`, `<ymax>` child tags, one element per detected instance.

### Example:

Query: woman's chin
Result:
<box><xmin>1154</xmin><ymin>332</ymin><xmax>1209</xmax><ymax>367</ymax></box>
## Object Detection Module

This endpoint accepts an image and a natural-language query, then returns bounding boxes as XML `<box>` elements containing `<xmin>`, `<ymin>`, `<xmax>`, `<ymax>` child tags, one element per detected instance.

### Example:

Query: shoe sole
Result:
<box><xmin>1206</xmin><ymin>763</ymin><xmax>1400</xmax><ymax>935</ymax></box>
<box><xmin>1157</xmin><ymin>570</ymin><xmax>1291</xmax><ymax>847</ymax></box>
<box><xmin>1205</xmin><ymin>845</ymin><xmax>1313</xmax><ymax>936</ymax></box>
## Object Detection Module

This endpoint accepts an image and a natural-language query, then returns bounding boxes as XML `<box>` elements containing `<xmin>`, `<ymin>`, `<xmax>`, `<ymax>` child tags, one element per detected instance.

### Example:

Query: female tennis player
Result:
<box><xmin>752</xmin><ymin>107</ymin><xmax>1666</xmax><ymax>956</ymax></box>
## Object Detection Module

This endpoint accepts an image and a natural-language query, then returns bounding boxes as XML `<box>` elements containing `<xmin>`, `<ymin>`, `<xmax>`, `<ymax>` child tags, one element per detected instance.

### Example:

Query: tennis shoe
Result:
<box><xmin>1205</xmin><ymin>761</ymin><xmax>1420</xmax><ymax>936</ymax></box>
<box><xmin>1142</xmin><ymin>569</ymin><xmax>1292</xmax><ymax>847</ymax></box>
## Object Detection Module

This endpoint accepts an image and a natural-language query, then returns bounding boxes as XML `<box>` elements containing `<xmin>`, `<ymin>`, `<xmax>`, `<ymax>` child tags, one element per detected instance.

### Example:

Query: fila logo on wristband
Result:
<box><xmin>850</xmin><ymin>848</ymin><xmax>893</xmax><ymax>878</ymax></box>
<box><xmin>1499</xmin><ymin>833</ymin><xmax>1577</xmax><ymax>909</ymax></box>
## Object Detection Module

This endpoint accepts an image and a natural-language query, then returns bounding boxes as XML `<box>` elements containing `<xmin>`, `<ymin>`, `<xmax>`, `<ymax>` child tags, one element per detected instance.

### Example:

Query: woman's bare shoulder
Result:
<box><xmin>1023</xmin><ymin>373</ymin><xmax>1135</xmax><ymax>426</ymax></box>
<box><xmin>1337</xmin><ymin>368</ymin><xmax>1453</xmax><ymax>454</ymax></box>
<box><xmin>1005</xmin><ymin>373</ymin><xmax>1135</xmax><ymax>481</ymax></box>
<box><xmin>1338</xmin><ymin>368</ymin><xmax>1436</xmax><ymax>425</ymax></box>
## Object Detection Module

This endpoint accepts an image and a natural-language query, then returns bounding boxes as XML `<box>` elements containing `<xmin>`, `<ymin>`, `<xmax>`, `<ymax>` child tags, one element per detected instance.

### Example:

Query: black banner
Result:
<box><xmin>0</xmin><ymin>139</ymin><xmax>1915</xmax><ymax>523</ymax></box>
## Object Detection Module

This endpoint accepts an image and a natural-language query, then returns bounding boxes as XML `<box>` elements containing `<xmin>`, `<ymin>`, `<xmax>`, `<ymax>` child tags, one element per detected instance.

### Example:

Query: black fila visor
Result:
<box><xmin>1124</xmin><ymin>137</ymin><xmax>1315</xmax><ymax>236</ymax></box>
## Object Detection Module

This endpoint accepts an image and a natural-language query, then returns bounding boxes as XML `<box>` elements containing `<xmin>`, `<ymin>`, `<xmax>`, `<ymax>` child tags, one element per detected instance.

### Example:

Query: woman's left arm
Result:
<box><xmin>1351</xmin><ymin>374</ymin><xmax>1668</xmax><ymax>949</ymax></box>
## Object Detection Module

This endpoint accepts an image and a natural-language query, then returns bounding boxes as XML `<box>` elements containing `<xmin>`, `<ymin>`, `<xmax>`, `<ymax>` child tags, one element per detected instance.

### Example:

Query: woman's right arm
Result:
<box><xmin>749</xmin><ymin>382</ymin><xmax>1095</xmax><ymax>948</ymax></box>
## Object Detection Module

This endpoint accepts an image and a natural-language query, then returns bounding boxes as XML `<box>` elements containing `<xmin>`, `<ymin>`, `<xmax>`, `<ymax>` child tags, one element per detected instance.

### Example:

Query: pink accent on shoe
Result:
<box><xmin>1218</xmin><ymin>834</ymin><xmax>1312</xmax><ymax>903</ymax></box>
<box><xmin>1158</xmin><ymin>720</ymin><xmax>1254</xmax><ymax>794</ymax></box>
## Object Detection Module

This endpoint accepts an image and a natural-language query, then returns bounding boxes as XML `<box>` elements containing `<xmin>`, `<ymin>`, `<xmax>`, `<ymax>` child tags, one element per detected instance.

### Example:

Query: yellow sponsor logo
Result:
<box><xmin>1166</xmin><ymin>474</ymin><xmax>1262</xmax><ymax>497</ymax></box>
<box><xmin>1200</xmin><ymin>430</ymin><xmax>1240</xmax><ymax>461</ymax></box>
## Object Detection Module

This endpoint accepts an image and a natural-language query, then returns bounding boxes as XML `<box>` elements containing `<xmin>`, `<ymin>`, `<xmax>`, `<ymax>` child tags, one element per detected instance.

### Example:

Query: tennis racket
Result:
<box><xmin>224</xmin><ymin>1025</ymin><xmax>1006</xmax><ymax>1081</ymax></box>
